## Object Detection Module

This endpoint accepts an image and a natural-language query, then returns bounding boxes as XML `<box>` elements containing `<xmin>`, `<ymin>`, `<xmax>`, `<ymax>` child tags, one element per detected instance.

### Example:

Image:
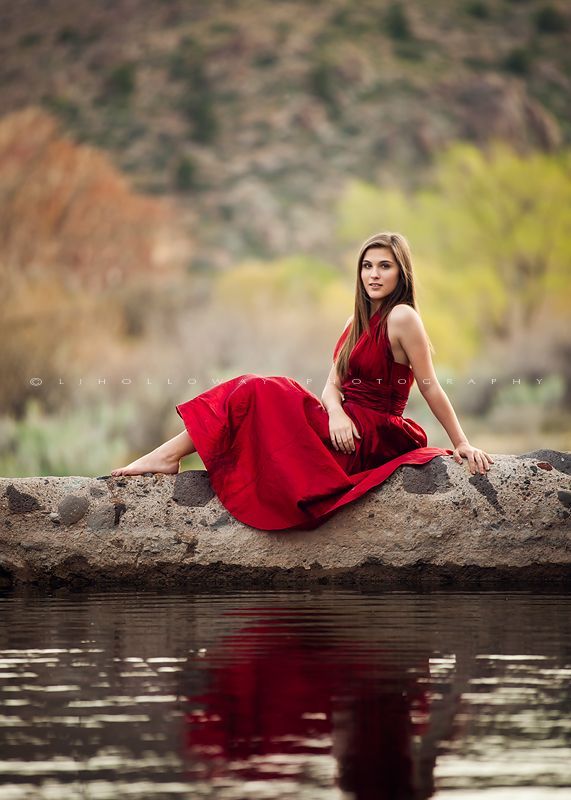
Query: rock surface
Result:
<box><xmin>1</xmin><ymin>451</ymin><xmax>570</xmax><ymax>590</ymax></box>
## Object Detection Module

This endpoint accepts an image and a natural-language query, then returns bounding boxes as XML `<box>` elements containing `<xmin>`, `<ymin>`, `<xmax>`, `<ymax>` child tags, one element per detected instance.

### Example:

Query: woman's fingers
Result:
<box><xmin>472</xmin><ymin>451</ymin><xmax>488</xmax><ymax>475</ymax></box>
<box><xmin>478</xmin><ymin>451</ymin><xmax>491</xmax><ymax>474</ymax></box>
<box><xmin>345</xmin><ymin>426</ymin><xmax>359</xmax><ymax>453</ymax></box>
<box><xmin>331</xmin><ymin>430</ymin><xmax>346</xmax><ymax>453</ymax></box>
<box><xmin>454</xmin><ymin>446</ymin><xmax>494</xmax><ymax>474</ymax></box>
<box><xmin>331</xmin><ymin>428</ymin><xmax>354</xmax><ymax>454</ymax></box>
<box><xmin>330</xmin><ymin>417</ymin><xmax>361</xmax><ymax>454</ymax></box>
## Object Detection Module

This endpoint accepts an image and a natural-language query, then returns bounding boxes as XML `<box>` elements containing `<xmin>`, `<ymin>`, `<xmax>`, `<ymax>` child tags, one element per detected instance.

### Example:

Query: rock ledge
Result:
<box><xmin>1</xmin><ymin>450</ymin><xmax>570</xmax><ymax>590</ymax></box>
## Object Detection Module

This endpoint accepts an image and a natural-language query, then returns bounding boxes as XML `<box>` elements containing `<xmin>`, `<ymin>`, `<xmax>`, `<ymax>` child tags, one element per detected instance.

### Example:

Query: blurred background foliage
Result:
<box><xmin>0</xmin><ymin>0</ymin><xmax>570</xmax><ymax>476</ymax></box>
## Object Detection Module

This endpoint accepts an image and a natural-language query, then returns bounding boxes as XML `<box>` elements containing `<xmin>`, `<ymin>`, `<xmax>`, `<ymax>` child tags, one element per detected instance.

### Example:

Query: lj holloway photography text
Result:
<box><xmin>27</xmin><ymin>374</ymin><xmax>549</xmax><ymax>388</ymax></box>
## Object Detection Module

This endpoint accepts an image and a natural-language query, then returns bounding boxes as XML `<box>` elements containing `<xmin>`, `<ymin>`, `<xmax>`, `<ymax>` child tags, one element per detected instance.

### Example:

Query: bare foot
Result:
<box><xmin>111</xmin><ymin>449</ymin><xmax>180</xmax><ymax>477</ymax></box>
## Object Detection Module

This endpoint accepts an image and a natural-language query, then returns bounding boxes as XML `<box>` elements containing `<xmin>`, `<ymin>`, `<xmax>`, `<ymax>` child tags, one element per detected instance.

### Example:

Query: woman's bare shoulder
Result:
<box><xmin>388</xmin><ymin>303</ymin><xmax>419</xmax><ymax>318</ymax></box>
<box><xmin>387</xmin><ymin>304</ymin><xmax>422</xmax><ymax>328</ymax></box>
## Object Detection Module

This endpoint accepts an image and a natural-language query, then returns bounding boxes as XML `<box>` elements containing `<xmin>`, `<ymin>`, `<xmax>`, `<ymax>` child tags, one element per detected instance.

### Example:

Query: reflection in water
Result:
<box><xmin>183</xmin><ymin>619</ymin><xmax>435</xmax><ymax>798</ymax></box>
<box><xmin>0</xmin><ymin>590</ymin><xmax>569</xmax><ymax>799</ymax></box>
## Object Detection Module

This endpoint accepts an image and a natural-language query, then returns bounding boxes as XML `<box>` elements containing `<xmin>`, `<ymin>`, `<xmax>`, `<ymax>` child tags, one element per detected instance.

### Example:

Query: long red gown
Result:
<box><xmin>176</xmin><ymin>307</ymin><xmax>453</xmax><ymax>531</ymax></box>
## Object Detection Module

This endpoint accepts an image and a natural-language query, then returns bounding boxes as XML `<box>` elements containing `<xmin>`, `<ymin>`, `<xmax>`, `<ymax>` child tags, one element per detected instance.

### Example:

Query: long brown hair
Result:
<box><xmin>335</xmin><ymin>231</ymin><xmax>432</xmax><ymax>382</ymax></box>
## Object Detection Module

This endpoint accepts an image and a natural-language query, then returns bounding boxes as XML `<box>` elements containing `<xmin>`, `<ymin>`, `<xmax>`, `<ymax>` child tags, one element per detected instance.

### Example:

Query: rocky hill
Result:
<box><xmin>0</xmin><ymin>0</ymin><xmax>569</xmax><ymax>267</ymax></box>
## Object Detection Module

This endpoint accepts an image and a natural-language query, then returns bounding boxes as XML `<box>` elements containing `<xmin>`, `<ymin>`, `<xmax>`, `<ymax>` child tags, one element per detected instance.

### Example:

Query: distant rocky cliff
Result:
<box><xmin>0</xmin><ymin>0</ymin><xmax>568</xmax><ymax>265</ymax></box>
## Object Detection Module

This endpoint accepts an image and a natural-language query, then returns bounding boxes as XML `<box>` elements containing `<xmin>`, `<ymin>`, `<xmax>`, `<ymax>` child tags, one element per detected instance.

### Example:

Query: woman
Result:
<box><xmin>111</xmin><ymin>231</ymin><xmax>493</xmax><ymax>531</ymax></box>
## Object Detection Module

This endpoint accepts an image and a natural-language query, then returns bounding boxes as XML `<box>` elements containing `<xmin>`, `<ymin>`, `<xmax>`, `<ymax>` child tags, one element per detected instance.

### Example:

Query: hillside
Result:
<box><xmin>0</xmin><ymin>0</ymin><xmax>569</xmax><ymax>268</ymax></box>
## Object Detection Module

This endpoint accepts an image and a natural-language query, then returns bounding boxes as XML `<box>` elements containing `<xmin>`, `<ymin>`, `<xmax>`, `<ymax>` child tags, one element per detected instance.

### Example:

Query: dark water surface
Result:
<box><xmin>0</xmin><ymin>589</ymin><xmax>570</xmax><ymax>799</ymax></box>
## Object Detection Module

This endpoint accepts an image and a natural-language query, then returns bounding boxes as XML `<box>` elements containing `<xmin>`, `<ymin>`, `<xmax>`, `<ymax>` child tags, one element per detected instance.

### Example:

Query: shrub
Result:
<box><xmin>57</xmin><ymin>27</ymin><xmax>82</xmax><ymax>45</ymax></box>
<box><xmin>105</xmin><ymin>63</ymin><xmax>136</xmax><ymax>104</ymax></box>
<box><xmin>170</xmin><ymin>38</ymin><xmax>218</xmax><ymax>143</ymax></box>
<box><xmin>394</xmin><ymin>41</ymin><xmax>424</xmax><ymax>61</ymax></box>
<box><xmin>168</xmin><ymin>35</ymin><xmax>204</xmax><ymax>82</ymax></box>
<box><xmin>181</xmin><ymin>93</ymin><xmax>218</xmax><ymax>143</ymax></box>
<box><xmin>174</xmin><ymin>156</ymin><xmax>197</xmax><ymax>190</ymax></box>
<box><xmin>42</xmin><ymin>96</ymin><xmax>81</xmax><ymax>126</ymax></box>
<box><xmin>502</xmin><ymin>47</ymin><xmax>532</xmax><ymax>74</ymax></box>
<box><xmin>19</xmin><ymin>32</ymin><xmax>42</xmax><ymax>47</ymax></box>
<box><xmin>466</xmin><ymin>1</ymin><xmax>490</xmax><ymax>18</ymax></box>
<box><xmin>0</xmin><ymin>399</ymin><xmax>131</xmax><ymax>478</ymax></box>
<box><xmin>384</xmin><ymin>3</ymin><xmax>412</xmax><ymax>40</ymax></box>
<box><xmin>329</xmin><ymin>8</ymin><xmax>369</xmax><ymax>34</ymax></box>
<box><xmin>534</xmin><ymin>5</ymin><xmax>568</xmax><ymax>33</ymax></box>
<box><xmin>307</xmin><ymin>59</ymin><xmax>339</xmax><ymax>116</ymax></box>
<box><xmin>253</xmin><ymin>51</ymin><xmax>278</xmax><ymax>68</ymax></box>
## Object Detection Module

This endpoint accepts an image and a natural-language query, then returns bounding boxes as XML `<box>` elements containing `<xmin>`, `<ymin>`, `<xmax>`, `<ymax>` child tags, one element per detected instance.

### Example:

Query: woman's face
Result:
<box><xmin>360</xmin><ymin>246</ymin><xmax>400</xmax><ymax>307</ymax></box>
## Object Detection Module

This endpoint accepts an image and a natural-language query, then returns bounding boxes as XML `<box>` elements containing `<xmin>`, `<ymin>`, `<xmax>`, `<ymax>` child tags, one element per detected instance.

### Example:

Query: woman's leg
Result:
<box><xmin>111</xmin><ymin>429</ymin><xmax>196</xmax><ymax>477</ymax></box>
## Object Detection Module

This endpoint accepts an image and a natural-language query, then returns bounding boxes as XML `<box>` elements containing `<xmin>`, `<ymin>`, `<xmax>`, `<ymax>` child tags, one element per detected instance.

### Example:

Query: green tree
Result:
<box><xmin>425</xmin><ymin>142</ymin><xmax>571</xmax><ymax>340</ymax></box>
<box><xmin>337</xmin><ymin>141</ymin><xmax>571</xmax><ymax>362</ymax></box>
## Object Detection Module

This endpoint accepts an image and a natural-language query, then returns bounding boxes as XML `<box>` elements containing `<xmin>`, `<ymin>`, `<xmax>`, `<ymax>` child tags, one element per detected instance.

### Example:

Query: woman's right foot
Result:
<box><xmin>111</xmin><ymin>450</ymin><xmax>180</xmax><ymax>477</ymax></box>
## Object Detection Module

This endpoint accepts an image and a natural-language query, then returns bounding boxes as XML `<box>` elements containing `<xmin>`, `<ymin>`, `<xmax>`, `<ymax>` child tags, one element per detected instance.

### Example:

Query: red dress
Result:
<box><xmin>176</xmin><ymin>307</ymin><xmax>453</xmax><ymax>531</ymax></box>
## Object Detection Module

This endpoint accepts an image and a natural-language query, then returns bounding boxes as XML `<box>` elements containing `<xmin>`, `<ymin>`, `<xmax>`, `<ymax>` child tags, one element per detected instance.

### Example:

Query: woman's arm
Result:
<box><xmin>390</xmin><ymin>305</ymin><xmax>494</xmax><ymax>475</ymax></box>
<box><xmin>321</xmin><ymin>315</ymin><xmax>361</xmax><ymax>454</ymax></box>
<box><xmin>321</xmin><ymin>359</ymin><xmax>344</xmax><ymax>414</ymax></box>
<box><xmin>320</xmin><ymin>314</ymin><xmax>353</xmax><ymax>414</ymax></box>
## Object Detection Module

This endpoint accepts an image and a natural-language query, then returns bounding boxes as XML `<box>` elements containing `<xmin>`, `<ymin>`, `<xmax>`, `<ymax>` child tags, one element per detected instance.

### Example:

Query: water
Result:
<box><xmin>0</xmin><ymin>589</ymin><xmax>570</xmax><ymax>800</ymax></box>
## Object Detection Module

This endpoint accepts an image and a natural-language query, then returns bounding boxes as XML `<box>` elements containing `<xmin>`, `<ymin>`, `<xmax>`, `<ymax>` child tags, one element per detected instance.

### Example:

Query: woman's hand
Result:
<box><xmin>328</xmin><ymin>408</ymin><xmax>361</xmax><ymax>454</ymax></box>
<box><xmin>453</xmin><ymin>442</ymin><xmax>494</xmax><ymax>475</ymax></box>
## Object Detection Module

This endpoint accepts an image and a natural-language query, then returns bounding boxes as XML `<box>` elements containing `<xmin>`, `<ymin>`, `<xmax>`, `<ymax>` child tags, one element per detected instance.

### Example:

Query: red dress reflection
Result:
<box><xmin>182</xmin><ymin>620</ymin><xmax>434</xmax><ymax>799</ymax></box>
